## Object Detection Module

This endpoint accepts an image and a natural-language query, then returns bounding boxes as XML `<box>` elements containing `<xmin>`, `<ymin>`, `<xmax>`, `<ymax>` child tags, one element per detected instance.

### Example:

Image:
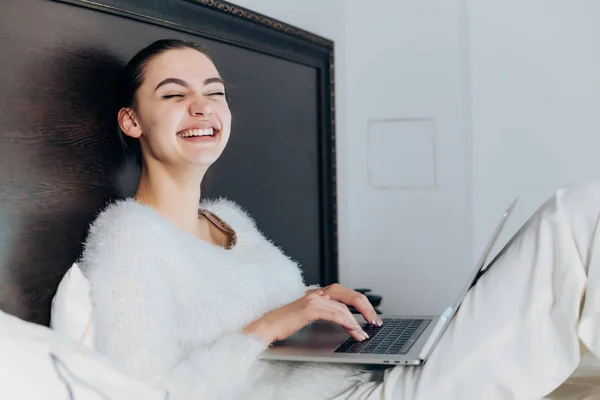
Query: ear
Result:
<box><xmin>117</xmin><ymin>107</ymin><xmax>142</xmax><ymax>139</ymax></box>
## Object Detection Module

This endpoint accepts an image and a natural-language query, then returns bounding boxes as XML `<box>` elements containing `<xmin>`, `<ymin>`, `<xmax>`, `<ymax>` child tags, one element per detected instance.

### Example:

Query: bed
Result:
<box><xmin>0</xmin><ymin>0</ymin><xmax>599</xmax><ymax>398</ymax></box>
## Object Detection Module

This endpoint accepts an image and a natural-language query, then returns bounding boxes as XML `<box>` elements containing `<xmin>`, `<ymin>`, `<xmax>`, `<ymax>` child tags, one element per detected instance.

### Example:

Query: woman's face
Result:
<box><xmin>120</xmin><ymin>48</ymin><xmax>231</xmax><ymax>170</ymax></box>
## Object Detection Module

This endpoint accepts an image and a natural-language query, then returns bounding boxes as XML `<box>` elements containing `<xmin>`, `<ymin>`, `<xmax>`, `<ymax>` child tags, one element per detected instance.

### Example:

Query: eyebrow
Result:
<box><xmin>154</xmin><ymin>77</ymin><xmax>224</xmax><ymax>91</ymax></box>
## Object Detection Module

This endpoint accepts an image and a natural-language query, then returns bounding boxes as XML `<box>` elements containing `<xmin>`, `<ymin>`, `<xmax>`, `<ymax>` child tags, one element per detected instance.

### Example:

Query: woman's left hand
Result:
<box><xmin>308</xmin><ymin>284</ymin><xmax>383</xmax><ymax>327</ymax></box>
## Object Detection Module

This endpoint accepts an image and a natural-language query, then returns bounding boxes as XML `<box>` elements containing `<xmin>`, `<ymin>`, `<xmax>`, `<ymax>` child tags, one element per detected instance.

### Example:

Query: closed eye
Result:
<box><xmin>162</xmin><ymin>94</ymin><xmax>184</xmax><ymax>99</ymax></box>
<box><xmin>208</xmin><ymin>92</ymin><xmax>226</xmax><ymax>97</ymax></box>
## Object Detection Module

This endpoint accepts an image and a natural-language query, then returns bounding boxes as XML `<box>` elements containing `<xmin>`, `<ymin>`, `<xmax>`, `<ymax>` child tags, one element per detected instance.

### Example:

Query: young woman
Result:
<box><xmin>79</xmin><ymin>39</ymin><xmax>600</xmax><ymax>400</ymax></box>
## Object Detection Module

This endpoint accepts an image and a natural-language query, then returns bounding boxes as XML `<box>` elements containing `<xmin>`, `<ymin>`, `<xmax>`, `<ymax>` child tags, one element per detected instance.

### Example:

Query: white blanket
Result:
<box><xmin>3</xmin><ymin>306</ymin><xmax>600</xmax><ymax>399</ymax></box>
<box><xmin>0</xmin><ymin>309</ymin><xmax>166</xmax><ymax>400</ymax></box>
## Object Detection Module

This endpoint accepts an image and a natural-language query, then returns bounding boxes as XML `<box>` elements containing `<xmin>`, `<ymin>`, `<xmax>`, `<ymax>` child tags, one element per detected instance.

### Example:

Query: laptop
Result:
<box><xmin>261</xmin><ymin>198</ymin><xmax>518</xmax><ymax>366</ymax></box>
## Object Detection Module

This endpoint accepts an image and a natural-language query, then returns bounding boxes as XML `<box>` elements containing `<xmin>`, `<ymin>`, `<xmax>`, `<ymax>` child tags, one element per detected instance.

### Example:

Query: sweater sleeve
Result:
<box><xmin>82</xmin><ymin>214</ymin><xmax>268</xmax><ymax>399</ymax></box>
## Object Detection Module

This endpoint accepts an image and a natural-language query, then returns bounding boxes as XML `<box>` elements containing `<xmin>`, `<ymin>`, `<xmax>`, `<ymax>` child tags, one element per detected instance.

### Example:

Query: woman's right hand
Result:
<box><xmin>243</xmin><ymin>292</ymin><xmax>370</xmax><ymax>344</ymax></box>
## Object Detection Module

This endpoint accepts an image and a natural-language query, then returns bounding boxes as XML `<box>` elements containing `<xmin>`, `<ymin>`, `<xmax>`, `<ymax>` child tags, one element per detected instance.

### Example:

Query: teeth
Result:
<box><xmin>178</xmin><ymin>128</ymin><xmax>214</xmax><ymax>138</ymax></box>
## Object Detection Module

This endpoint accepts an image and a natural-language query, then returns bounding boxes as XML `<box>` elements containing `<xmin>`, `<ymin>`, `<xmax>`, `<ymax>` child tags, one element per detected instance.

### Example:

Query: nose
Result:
<box><xmin>190</xmin><ymin>99</ymin><xmax>213</xmax><ymax>117</ymax></box>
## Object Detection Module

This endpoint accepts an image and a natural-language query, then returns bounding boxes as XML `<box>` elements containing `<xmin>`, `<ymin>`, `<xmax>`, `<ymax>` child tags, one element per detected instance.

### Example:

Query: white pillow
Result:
<box><xmin>0</xmin><ymin>308</ymin><xmax>165</xmax><ymax>399</ymax></box>
<box><xmin>50</xmin><ymin>263</ymin><xmax>95</xmax><ymax>348</ymax></box>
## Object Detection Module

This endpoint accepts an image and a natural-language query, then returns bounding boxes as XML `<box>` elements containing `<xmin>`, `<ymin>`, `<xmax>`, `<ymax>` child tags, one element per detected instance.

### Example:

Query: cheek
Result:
<box><xmin>148</xmin><ymin>105</ymin><xmax>186</xmax><ymax>134</ymax></box>
<box><xmin>218</xmin><ymin>104</ymin><xmax>232</xmax><ymax>132</ymax></box>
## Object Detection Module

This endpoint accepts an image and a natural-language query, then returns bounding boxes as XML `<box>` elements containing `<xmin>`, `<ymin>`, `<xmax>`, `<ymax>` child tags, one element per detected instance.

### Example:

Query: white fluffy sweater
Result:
<box><xmin>79</xmin><ymin>198</ymin><xmax>370</xmax><ymax>400</ymax></box>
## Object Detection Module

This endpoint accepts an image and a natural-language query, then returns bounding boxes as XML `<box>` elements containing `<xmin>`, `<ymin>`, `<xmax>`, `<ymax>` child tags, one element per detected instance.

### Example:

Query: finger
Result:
<box><xmin>311</xmin><ymin>296</ymin><xmax>364</xmax><ymax>340</ymax></box>
<box><xmin>308</xmin><ymin>295</ymin><xmax>369</xmax><ymax>341</ymax></box>
<box><xmin>325</xmin><ymin>283</ymin><xmax>370</xmax><ymax>325</ymax></box>
<box><xmin>325</xmin><ymin>298</ymin><xmax>370</xmax><ymax>341</ymax></box>
<box><xmin>330</xmin><ymin>286</ymin><xmax>383</xmax><ymax>327</ymax></box>
<box><xmin>353</xmin><ymin>294</ymin><xmax>382</xmax><ymax>327</ymax></box>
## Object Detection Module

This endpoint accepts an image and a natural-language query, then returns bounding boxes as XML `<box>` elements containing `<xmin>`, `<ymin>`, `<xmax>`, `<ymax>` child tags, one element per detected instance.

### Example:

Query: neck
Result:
<box><xmin>134</xmin><ymin>161</ymin><xmax>206</xmax><ymax>235</ymax></box>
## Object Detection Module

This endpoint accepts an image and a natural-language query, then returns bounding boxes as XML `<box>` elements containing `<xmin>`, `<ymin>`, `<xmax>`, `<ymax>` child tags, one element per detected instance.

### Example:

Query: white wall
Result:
<box><xmin>344</xmin><ymin>0</ymin><xmax>472</xmax><ymax>314</ymax></box>
<box><xmin>231</xmin><ymin>1</ymin><xmax>600</xmax><ymax>317</ymax></box>
<box><xmin>468</xmin><ymin>0</ymin><xmax>600</xmax><ymax>261</ymax></box>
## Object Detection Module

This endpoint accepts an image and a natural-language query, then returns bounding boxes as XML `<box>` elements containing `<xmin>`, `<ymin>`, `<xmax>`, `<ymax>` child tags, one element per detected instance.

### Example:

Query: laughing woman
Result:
<box><xmin>77</xmin><ymin>39</ymin><xmax>600</xmax><ymax>399</ymax></box>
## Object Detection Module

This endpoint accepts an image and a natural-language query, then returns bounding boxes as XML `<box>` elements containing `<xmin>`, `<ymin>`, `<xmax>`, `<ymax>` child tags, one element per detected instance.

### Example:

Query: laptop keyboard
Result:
<box><xmin>334</xmin><ymin>318</ymin><xmax>432</xmax><ymax>355</ymax></box>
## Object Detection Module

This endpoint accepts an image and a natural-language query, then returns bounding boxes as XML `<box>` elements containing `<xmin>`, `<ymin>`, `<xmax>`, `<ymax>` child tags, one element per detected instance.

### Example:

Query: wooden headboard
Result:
<box><xmin>0</xmin><ymin>0</ymin><xmax>338</xmax><ymax>326</ymax></box>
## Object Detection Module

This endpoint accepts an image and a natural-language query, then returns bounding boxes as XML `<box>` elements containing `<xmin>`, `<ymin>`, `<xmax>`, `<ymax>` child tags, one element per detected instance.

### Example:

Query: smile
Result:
<box><xmin>177</xmin><ymin>128</ymin><xmax>217</xmax><ymax>138</ymax></box>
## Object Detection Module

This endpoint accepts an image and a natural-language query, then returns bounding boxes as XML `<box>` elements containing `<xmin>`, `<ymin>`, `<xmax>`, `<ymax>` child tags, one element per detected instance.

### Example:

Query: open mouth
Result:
<box><xmin>176</xmin><ymin>128</ymin><xmax>218</xmax><ymax>139</ymax></box>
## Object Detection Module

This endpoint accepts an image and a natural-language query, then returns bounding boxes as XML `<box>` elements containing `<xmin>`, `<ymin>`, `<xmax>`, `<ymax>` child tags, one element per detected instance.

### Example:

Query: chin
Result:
<box><xmin>190</xmin><ymin>152</ymin><xmax>223</xmax><ymax>168</ymax></box>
